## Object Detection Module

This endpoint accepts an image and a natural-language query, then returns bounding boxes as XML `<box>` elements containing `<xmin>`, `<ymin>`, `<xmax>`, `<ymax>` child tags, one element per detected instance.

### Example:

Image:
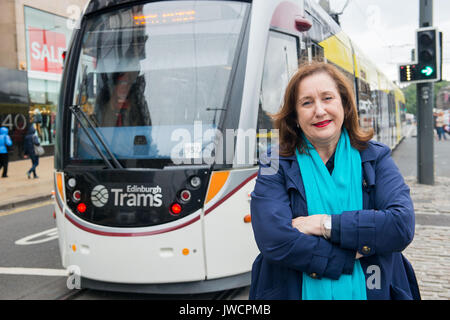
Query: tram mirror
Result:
<box><xmin>295</xmin><ymin>17</ymin><xmax>312</xmax><ymax>32</ymax></box>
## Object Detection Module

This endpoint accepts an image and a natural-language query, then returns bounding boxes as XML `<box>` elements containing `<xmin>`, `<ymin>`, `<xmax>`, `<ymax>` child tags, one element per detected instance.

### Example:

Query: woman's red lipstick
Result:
<box><xmin>313</xmin><ymin>120</ymin><xmax>332</xmax><ymax>128</ymax></box>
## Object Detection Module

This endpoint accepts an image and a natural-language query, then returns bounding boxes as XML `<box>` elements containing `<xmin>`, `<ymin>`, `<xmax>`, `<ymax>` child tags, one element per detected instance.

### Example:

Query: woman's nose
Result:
<box><xmin>314</xmin><ymin>103</ymin><xmax>327</xmax><ymax>117</ymax></box>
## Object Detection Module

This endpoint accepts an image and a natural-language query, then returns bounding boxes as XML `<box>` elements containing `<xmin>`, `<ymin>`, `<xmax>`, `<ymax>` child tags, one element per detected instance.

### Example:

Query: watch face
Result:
<box><xmin>325</xmin><ymin>217</ymin><xmax>332</xmax><ymax>229</ymax></box>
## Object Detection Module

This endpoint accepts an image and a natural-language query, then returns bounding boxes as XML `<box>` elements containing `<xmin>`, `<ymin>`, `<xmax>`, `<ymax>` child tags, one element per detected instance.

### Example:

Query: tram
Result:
<box><xmin>53</xmin><ymin>0</ymin><xmax>405</xmax><ymax>293</ymax></box>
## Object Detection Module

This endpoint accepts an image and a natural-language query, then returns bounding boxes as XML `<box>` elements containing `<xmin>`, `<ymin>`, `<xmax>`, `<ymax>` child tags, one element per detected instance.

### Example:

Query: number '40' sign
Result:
<box><xmin>0</xmin><ymin>113</ymin><xmax>28</xmax><ymax>130</ymax></box>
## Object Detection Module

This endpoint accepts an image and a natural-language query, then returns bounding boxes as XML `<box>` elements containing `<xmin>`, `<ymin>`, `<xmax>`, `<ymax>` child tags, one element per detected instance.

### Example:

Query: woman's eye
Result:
<box><xmin>324</xmin><ymin>96</ymin><xmax>333</xmax><ymax>101</ymax></box>
<box><xmin>302</xmin><ymin>101</ymin><xmax>311</xmax><ymax>106</ymax></box>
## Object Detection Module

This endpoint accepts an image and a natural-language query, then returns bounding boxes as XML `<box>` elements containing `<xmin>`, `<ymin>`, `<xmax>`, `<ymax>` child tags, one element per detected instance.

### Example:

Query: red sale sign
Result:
<box><xmin>28</xmin><ymin>27</ymin><xmax>66</xmax><ymax>74</ymax></box>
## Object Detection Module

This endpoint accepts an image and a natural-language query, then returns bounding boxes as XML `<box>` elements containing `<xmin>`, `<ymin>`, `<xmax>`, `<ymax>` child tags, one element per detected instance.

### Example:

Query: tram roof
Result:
<box><xmin>84</xmin><ymin>0</ymin><xmax>252</xmax><ymax>16</ymax></box>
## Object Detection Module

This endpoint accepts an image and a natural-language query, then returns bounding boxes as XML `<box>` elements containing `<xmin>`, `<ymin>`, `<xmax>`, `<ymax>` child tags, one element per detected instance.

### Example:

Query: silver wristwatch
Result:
<box><xmin>322</xmin><ymin>215</ymin><xmax>332</xmax><ymax>240</ymax></box>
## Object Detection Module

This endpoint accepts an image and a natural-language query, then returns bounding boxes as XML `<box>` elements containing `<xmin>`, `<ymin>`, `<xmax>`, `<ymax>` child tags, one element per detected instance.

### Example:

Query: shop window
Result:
<box><xmin>24</xmin><ymin>6</ymin><xmax>73</xmax><ymax>146</ymax></box>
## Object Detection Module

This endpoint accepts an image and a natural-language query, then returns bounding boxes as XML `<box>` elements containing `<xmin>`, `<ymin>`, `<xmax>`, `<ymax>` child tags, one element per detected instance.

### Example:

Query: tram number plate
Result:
<box><xmin>184</xmin><ymin>143</ymin><xmax>202</xmax><ymax>158</ymax></box>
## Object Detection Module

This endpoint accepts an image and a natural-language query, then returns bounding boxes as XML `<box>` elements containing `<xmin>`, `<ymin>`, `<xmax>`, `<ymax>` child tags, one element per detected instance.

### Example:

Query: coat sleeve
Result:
<box><xmin>33</xmin><ymin>135</ymin><xmax>40</xmax><ymax>146</ymax></box>
<box><xmin>330</xmin><ymin>144</ymin><xmax>415</xmax><ymax>257</ymax></box>
<box><xmin>6</xmin><ymin>136</ymin><xmax>12</xmax><ymax>147</ymax></box>
<box><xmin>251</xmin><ymin>159</ymin><xmax>356</xmax><ymax>280</ymax></box>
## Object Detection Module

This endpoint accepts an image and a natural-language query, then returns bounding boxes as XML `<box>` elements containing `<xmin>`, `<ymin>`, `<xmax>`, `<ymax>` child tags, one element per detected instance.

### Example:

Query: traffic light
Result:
<box><xmin>398</xmin><ymin>27</ymin><xmax>441</xmax><ymax>84</ymax></box>
<box><xmin>399</xmin><ymin>64</ymin><xmax>415</xmax><ymax>82</ymax></box>
<box><xmin>417</xmin><ymin>27</ymin><xmax>440</xmax><ymax>80</ymax></box>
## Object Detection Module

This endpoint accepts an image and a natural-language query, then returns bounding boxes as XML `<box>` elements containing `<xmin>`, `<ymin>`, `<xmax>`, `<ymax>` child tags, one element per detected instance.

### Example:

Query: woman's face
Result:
<box><xmin>116</xmin><ymin>74</ymin><xmax>132</xmax><ymax>102</ymax></box>
<box><xmin>295</xmin><ymin>72</ymin><xmax>345</xmax><ymax>147</ymax></box>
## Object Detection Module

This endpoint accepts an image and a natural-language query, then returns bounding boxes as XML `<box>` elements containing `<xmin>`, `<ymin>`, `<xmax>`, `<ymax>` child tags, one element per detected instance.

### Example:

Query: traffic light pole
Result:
<box><xmin>417</xmin><ymin>0</ymin><xmax>434</xmax><ymax>185</ymax></box>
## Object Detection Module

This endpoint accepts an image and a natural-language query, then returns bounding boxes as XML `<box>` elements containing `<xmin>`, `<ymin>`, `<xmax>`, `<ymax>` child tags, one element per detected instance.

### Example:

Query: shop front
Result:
<box><xmin>24</xmin><ymin>6</ymin><xmax>72</xmax><ymax>155</ymax></box>
<box><xmin>0</xmin><ymin>67</ymin><xmax>29</xmax><ymax>161</ymax></box>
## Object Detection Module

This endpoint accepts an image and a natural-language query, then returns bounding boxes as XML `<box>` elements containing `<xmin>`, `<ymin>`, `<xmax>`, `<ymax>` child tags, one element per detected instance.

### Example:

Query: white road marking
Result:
<box><xmin>15</xmin><ymin>228</ymin><xmax>59</xmax><ymax>245</ymax></box>
<box><xmin>0</xmin><ymin>267</ymin><xmax>68</xmax><ymax>277</ymax></box>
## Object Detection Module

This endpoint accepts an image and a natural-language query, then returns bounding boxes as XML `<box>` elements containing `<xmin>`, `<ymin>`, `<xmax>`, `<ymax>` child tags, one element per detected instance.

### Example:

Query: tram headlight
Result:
<box><xmin>73</xmin><ymin>190</ymin><xmax>81</xmax><ymax>202</ymax></box>
<box><xmin>179</xmin><ymin>190</ymin><xmax>191</xmax><ymax>202</ymax></box>
<box><xmin>67</xmin><ymin>178</ymin><xmax>77</xmax><ymax>188</ymax></box>
<box><xmin>190</xmin><ymin>176</ymin><xmax>201</xmax><ymax>188</ymax></box>
<box><xmin>77</xmin><ymin>203</ymin><xmax>87</xmax><ymax>213</ymax></box>
<box><xmin>170</xmin><ymin>203</ymin><xmax>182</xmax><ymax>215</ymax></box>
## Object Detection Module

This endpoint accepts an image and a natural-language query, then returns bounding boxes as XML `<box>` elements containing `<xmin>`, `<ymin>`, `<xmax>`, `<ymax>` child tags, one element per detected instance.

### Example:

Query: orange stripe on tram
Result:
<box><xmin>205</xmin><ymin>171</ymin><xmax>230</xmax><ymax>204</ymax></box>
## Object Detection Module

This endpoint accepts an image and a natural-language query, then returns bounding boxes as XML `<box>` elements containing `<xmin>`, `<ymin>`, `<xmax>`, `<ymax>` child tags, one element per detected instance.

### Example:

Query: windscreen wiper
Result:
<box><xmin>69</xmin><ymin>104</ymin><xmax>124</xmax><ymax>169</ymax></box>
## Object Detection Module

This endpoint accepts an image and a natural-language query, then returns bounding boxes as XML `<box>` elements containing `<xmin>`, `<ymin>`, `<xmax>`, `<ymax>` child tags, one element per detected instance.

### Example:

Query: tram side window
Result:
<box><xmin>305</xmin><ymin>12</ymin><xmax>323</xmax><ymax>43</ymax></box>
<box><xmin>257</xmin><ymin>31</ymin><xmax>299</xmax><ymax>159</ymax></box>
<box><xmin>311</xmin><ymin>42</ymin><xmax>325</xmax><ymax>62</ymax></box>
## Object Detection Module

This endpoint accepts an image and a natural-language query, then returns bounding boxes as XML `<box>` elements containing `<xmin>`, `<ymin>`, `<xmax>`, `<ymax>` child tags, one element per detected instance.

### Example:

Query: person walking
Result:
<box><xmin>23</xmin><ymin>125</ymin><xmax>40</xmax><ymax>179</ymax></box>
<box><xmin>0</xmin><ymin>126</ymin><xmax>13</xmax><ymax>178</ymax></box>
<box><xmin>436</xmin><ymin>111</ymin><xmax>447</xmax><ymax>141</ymax></box>
<box><xmin>250</xmin><ymin>61</ymin><xmax>420</xmax><ymax>300</ymax></box>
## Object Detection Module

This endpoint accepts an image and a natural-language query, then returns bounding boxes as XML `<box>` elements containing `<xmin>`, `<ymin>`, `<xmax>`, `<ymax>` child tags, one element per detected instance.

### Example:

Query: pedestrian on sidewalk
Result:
<box><xmin>250</xmin><ymin>61</ymin><xmax>420</xmax><ymax>300</ymax></box>
<box><xmin>446</xmin><ymin>111</ymin><xmax>450</xmax><ymax>137</ymax></box>
<box><xmin>436</xmin><ymin>111</ymin><xmax>447</xmax><ymax>141</ymax></box>
<box><xmin>23</xmin><ymin>125</ymin><xmax>40</xmax><ymax>179</ymax></box>
<box><xmin>0</xmin><ymin>126</ymin><xmax>13</xmax><ymax>178</ymax></box>
<box><xmin>444</xmin><ymin>124</ymin><xmax>450</xmax><ymax>137</ymax></box>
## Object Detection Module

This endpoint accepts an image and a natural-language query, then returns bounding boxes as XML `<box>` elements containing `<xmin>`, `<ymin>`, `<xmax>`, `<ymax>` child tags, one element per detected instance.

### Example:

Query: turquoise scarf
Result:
<box><xmin>295</xmin><ymin>129</ymin><xmax>367</xmax><ymax>300</ymax></box>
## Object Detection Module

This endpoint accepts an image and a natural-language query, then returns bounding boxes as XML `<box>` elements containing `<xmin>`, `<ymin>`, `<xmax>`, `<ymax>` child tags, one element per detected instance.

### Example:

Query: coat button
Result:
<box><xmin>310</xmin><ymin>272</ymin><xmax>318</xmax><ymax>279</ymax></box>
<box><xmin>363</xmin><ymin>179</ymin><xmax>368</xmax><ymax>188</ymax></box>
<box><xmin>362</xmin><ymin>246</ymin><xmax>371</xmax><ymax>254</ymax></box>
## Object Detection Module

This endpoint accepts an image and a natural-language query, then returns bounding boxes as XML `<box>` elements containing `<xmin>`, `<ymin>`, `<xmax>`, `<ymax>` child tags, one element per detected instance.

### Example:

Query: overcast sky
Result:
<box><xmin>317</xmin><ymin>0</ymin><xmax>450</xmax><ymax>85</ymax></box>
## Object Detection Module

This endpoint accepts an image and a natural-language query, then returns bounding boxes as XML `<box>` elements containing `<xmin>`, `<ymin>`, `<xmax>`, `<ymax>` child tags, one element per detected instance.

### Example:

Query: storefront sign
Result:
<box><xmin>28</xmin><ymin>27</ymin><xmax>66</xmax><ymax>74</ymax></box>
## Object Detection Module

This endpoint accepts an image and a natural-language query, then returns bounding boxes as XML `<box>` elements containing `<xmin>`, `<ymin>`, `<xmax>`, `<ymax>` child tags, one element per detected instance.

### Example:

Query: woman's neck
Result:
<box><xmin>314</xmin><ymin>144</ymin><xmax>336</xmax><ymax>164</ymax></box>
<box><xmin>308</xmin><ymin>135</ymin><xmax>340</xmax><ymax>164</ymax></box>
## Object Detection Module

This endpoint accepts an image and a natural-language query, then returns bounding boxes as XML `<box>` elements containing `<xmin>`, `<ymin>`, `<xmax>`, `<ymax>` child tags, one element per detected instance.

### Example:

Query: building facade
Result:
<box><xmin>0</xmin><ymin>0</ymin><xmax>88</xmax><ymax>160</ymax></box>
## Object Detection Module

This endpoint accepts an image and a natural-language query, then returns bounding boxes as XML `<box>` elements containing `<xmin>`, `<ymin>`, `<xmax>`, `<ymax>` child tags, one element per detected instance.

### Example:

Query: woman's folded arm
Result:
<box><xmin>330</xmin><ymin>145</ymin><xmax>415</xmax><ymax>256</ymax></box>
<box><xmin>251</xmin><ymin>162</ymin><xmax>357</xmax><ymax>280</ymax></box>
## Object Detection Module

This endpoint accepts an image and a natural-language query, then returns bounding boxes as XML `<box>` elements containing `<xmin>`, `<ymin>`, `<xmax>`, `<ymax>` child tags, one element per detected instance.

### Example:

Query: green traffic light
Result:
<box><xmin>421</xmin><ymin>66</ymin><xmax>434</xmax><ymax>76</ymax></box>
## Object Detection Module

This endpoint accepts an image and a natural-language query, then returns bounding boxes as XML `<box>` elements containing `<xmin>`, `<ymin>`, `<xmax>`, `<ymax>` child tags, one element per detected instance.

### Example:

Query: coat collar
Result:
<box><xmin>278</xmin><ymin>141</ymin><xmax>379</xmax><ymax>200</ymax></box>
<box><xmin>279</xmin><ymin>141</ymin><xmax>378</xmax><ymax>163</ymax></box>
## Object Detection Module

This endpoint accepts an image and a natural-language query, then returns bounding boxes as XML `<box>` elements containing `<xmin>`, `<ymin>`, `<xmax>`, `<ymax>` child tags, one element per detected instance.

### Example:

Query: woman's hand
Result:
<box><xmin>293</xmin><ymin>216</ymin><xmax>365</xmax><ymax>260</ymax></box>
<box><xmin>292</xmin><ymin>215</ymin><xmax>325</xmax><ymax>236</ymax></box>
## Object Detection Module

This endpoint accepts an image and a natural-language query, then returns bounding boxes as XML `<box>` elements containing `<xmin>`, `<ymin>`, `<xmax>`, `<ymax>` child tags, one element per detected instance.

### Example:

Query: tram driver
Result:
<box><xmin>94</xmin><ymin>72</ymin><xmax>151</xmax><ymax>128</ymax></box>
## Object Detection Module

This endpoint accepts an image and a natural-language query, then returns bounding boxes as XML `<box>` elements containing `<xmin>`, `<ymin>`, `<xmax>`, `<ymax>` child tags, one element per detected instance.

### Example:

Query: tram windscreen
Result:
<box><xmin>69</xmin><ymin>1</ymin><xmax>249</xmax><ymax>165</ymax></box>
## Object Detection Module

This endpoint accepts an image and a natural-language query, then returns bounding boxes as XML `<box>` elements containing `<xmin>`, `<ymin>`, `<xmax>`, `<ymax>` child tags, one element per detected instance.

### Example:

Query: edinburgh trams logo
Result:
<box><xmin>91</xmin><ymin>185</ymin><xmax>109</xmax><ymax>207</ymax></box>
<box><xmin>91</xmin><ymin>184</ymin><xmax>163</xmax><ymax>208</ymax></box>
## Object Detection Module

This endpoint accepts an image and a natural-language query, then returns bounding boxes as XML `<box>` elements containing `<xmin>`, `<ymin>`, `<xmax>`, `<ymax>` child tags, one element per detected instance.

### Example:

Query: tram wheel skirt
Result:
<box><xmin>79</xmin><ymin>271</ymin><xmax>251</xmax><ymax>295</ymax></box>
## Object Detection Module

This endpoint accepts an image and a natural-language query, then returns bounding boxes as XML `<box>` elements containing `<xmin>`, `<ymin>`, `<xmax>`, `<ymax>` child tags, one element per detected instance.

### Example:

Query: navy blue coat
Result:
<box><xmin>24</xmin><ymin>126</ymin><xmax>40</xmax><ymax>157</ymax></box>
<box><xmin>250</xmin><ymin>141</ymin><xmax>421</xmax><ymax>300</ymax></box>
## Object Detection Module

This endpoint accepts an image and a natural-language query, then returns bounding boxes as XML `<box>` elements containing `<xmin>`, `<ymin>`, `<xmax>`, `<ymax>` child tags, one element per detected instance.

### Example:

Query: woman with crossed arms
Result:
<box><xmin>250</xmin><ymin>62</ymin><xmax>420</xmax><ymax>300</ymax></box>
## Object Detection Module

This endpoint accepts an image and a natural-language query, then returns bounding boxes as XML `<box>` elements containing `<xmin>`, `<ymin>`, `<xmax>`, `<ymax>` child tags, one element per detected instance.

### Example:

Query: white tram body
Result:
<box><xmin>54</xmin><ymin>0</ymin><xmax>405</xmax><ymax>293</ymax></box>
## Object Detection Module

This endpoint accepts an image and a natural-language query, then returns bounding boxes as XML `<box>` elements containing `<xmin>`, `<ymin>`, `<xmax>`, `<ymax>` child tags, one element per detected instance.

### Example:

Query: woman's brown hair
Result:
<box><xmin>272</xmin><ymin>61</ymin><xmax>374</xmax><ymax>157</ymax></box>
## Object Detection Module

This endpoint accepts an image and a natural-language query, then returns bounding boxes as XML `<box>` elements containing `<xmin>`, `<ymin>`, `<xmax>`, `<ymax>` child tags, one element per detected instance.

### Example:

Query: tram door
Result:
<box><xmin>257</xmin><ymin>31</ymin><xmax>300</xmax><ymax>159</ymax></box>
<box><xmin>203</xmin><ymin>31</ymin><xmax>300</xmax><ymax>280</ymax></box>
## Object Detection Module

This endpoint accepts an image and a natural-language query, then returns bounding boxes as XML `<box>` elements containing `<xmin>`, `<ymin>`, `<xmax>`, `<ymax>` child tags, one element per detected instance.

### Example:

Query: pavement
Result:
<box><xmin>0</xmin><ymin>156</ymin><xmax>54</xmax><ymax>211</ymax></box>
<box><xmin>0</xmin><ymin>133</ymin><xmax>449</xmax><ymax>300</ymax></box>
<box><xmin>392</xmin><ymin>135</ymin><xmax>450</xmax><ymax>300</ymax></box>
